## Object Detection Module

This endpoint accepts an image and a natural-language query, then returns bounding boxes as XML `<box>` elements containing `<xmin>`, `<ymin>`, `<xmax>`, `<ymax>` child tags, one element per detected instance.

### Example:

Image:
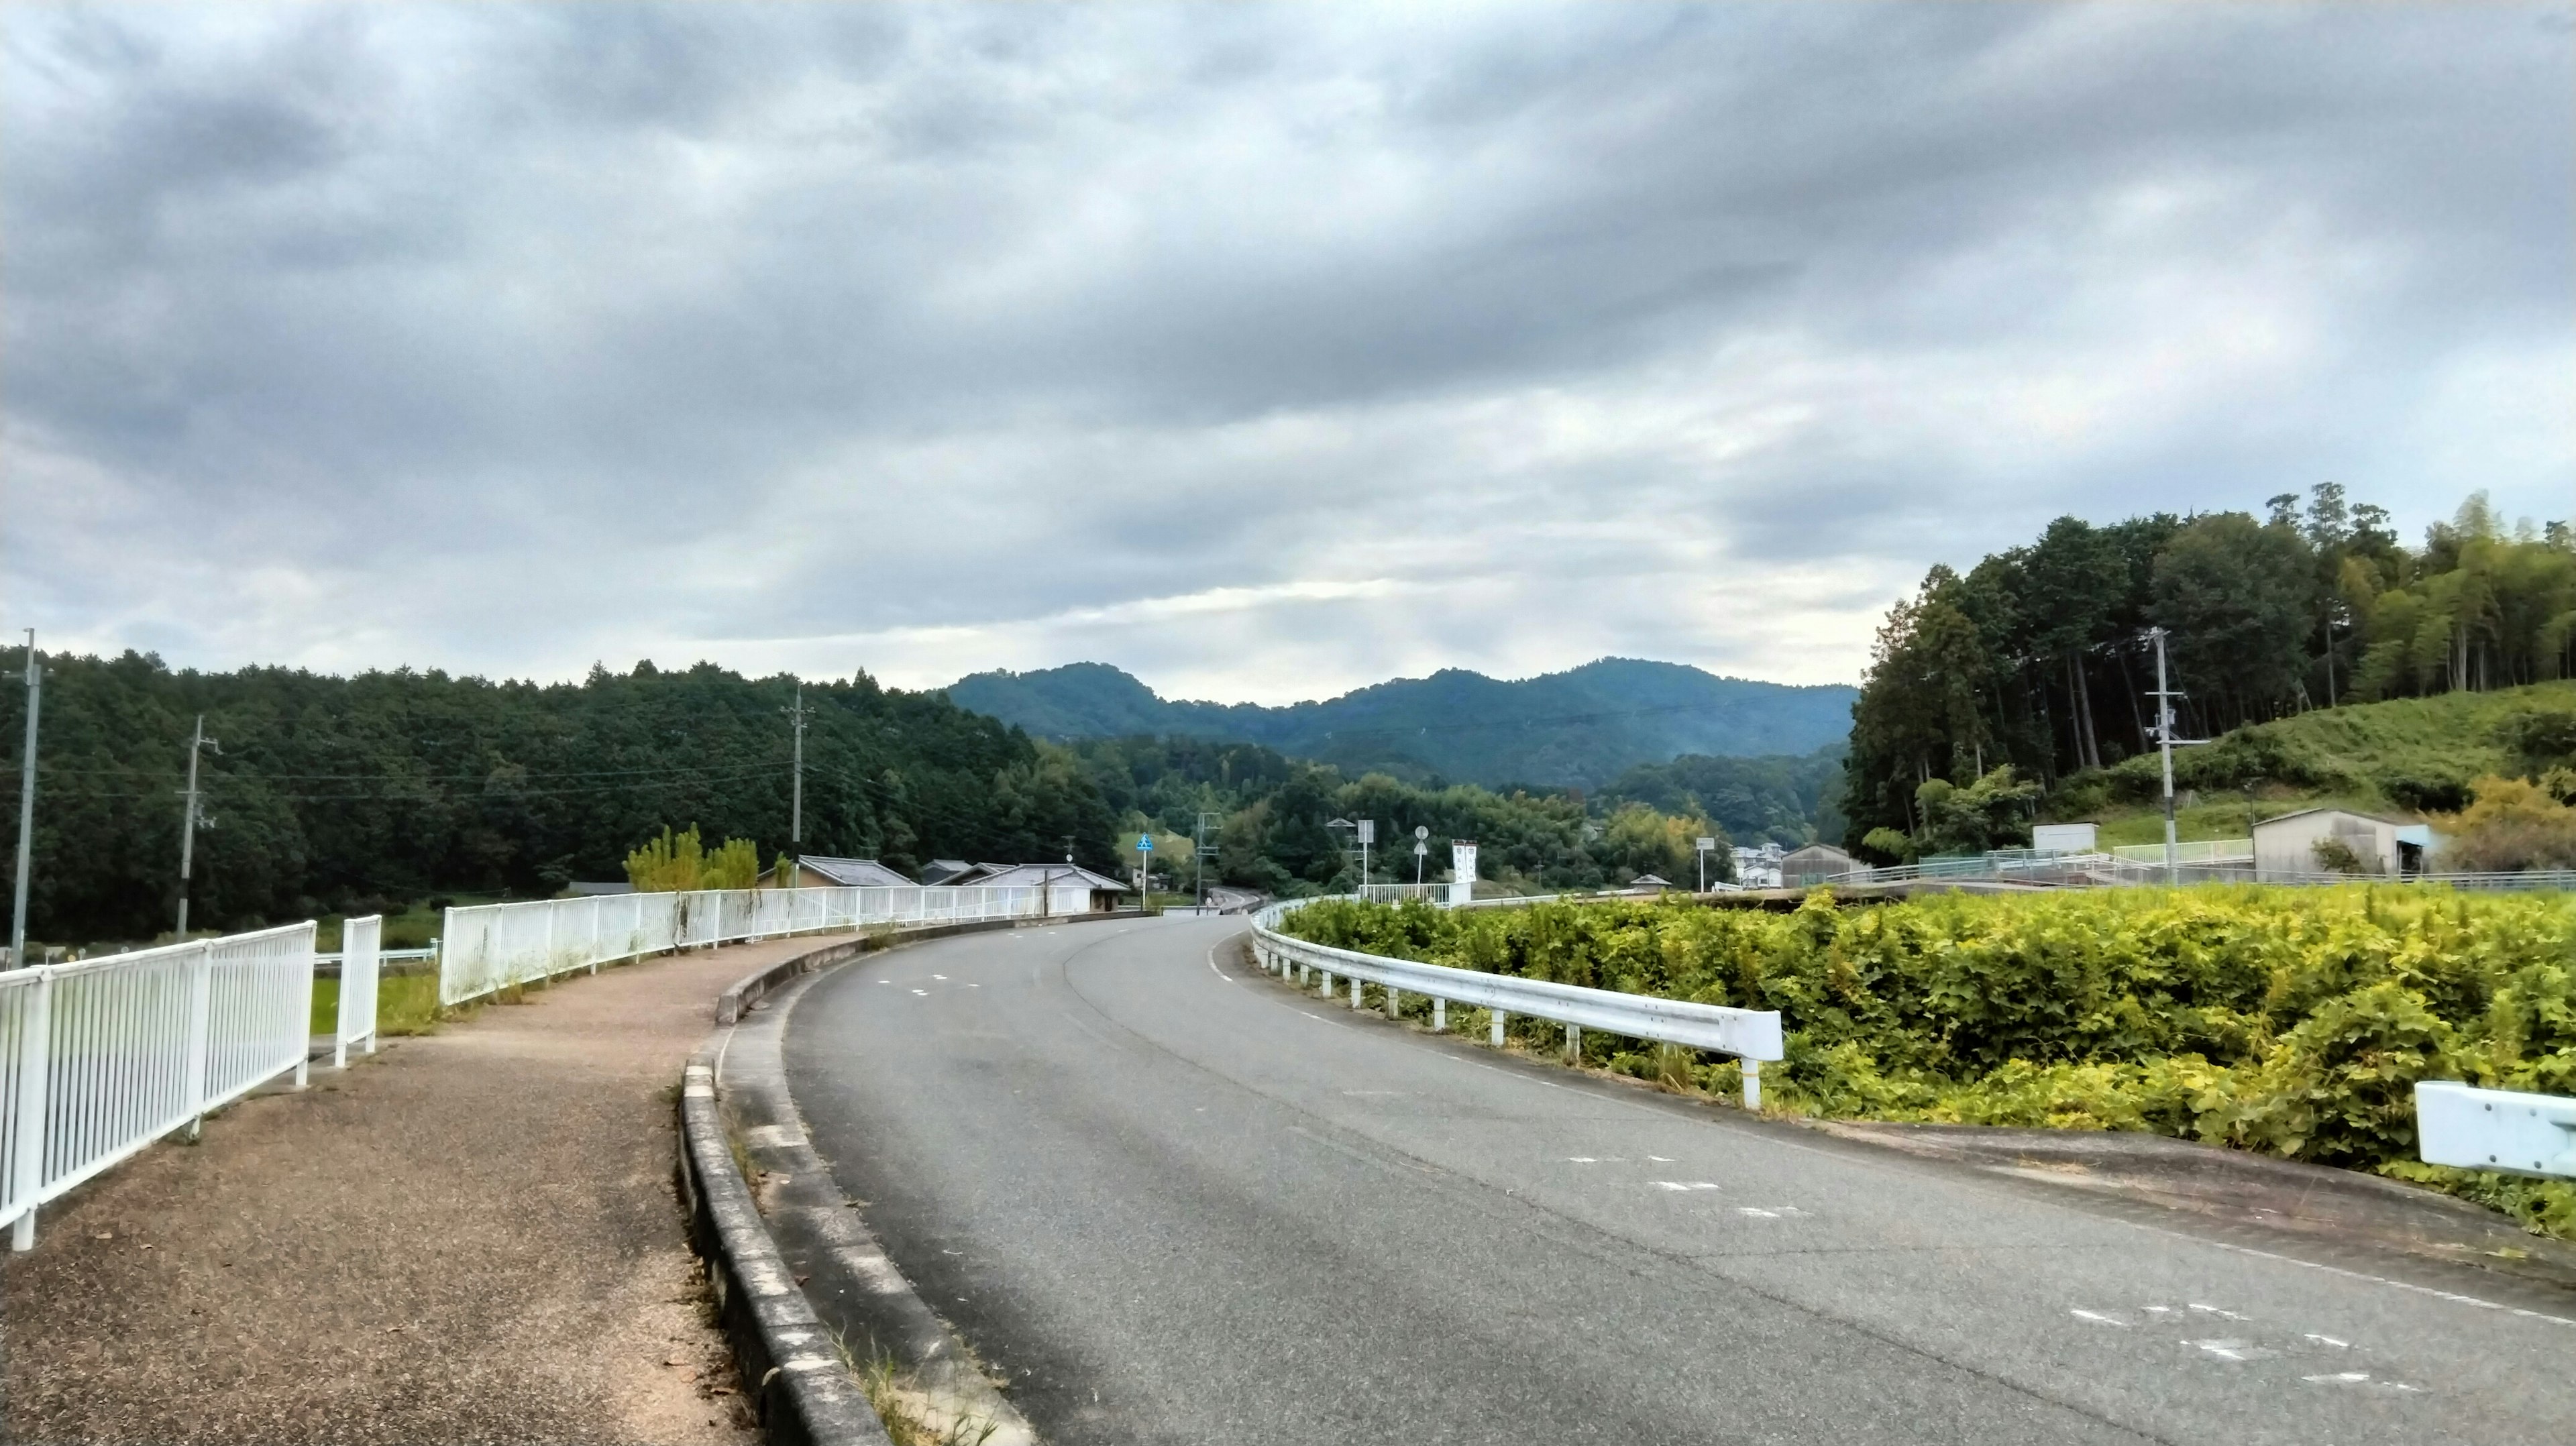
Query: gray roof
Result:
<box><xmin>794</xmin><ymin>856</ymin><xmax>918</xmax><ymax>888</ymax></box>
<box><xmin>2251</xmin><ymin>808</ymin><xmax>2402</xmax><ymax>831</ymax></box>
<box><xmin>958</xmin><ymin>863</ymin><xmax>1132</xmax><ymax>893</ymax></box>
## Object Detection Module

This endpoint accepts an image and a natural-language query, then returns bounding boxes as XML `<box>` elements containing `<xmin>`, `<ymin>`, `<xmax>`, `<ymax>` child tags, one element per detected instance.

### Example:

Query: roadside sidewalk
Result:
<box><xmin>3</xmin><ymin>935</ymin><xmax>842</xmax><ymax>1446</ymax></box>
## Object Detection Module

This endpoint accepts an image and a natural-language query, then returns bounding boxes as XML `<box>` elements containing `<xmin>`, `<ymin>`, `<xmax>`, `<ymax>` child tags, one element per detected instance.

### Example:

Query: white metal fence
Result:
<box><xmin>438</xmin><ymin>884</ymin><xmax>1089</xmax><ymax>1005</ymax></box>
<box><xmin>3</xmin><ymin>922</ymin><xmax>317</xmax><ymax>1250</ymax></box>
<box><xmin>1823</xmin><ymin>852</ymin><xmax>2576</xmax><ymax>893</ymax></box>
<box><xmin>335</xmin><ymin>915</ymin><xmax>381</xmax><ymax>1069</ymax></box>
<box><xmin>1250</xmin><ymin>897</ymin><xmax>1784</xmax><ymax>1105</ymax></box>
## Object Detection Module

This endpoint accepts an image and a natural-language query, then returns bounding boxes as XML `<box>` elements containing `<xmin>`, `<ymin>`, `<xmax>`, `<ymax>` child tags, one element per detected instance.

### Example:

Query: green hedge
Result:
<box><xmin>1278</xmin><ymin>888</ymin><xmax>2576</xmax><ymax>1237</ymax></box>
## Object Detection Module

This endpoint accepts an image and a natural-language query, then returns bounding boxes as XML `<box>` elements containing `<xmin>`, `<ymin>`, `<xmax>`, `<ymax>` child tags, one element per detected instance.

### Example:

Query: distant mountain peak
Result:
<box><xmin>943</xmin><ymin>658</ymin><xmax>1855</xmax><ymax>789</ymax></box>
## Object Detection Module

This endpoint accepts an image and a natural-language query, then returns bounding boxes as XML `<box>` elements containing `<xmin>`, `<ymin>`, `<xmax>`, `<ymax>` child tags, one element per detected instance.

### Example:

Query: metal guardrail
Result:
<box><xmin>2416</xmin><ymin>1081</ymin><xmax>2576</xmax><ymax>1179</ymax></box>
<box><xmin>1250</xmin><ymin>898</ymin><xmax>1783</xmax><ymax>1106</ymax></box>
<box><xmin>2</xmin><ymin>922</ymin><xmax>318</xmax><ymax>1251</ymax></box>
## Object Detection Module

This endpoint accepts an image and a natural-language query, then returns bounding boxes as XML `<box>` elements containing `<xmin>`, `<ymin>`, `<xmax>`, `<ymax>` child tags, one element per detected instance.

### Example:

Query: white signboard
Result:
<box><xmin>1448</xmin><ymin>842</ymin><xmax>1479</xmax><ymax>906</ymax></box>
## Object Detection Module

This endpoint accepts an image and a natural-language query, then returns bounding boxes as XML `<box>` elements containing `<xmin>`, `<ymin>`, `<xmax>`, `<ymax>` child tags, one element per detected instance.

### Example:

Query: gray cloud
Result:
<box><xmin>3</xmin><ymin>2</ymin><xmax>2569</xmax><ymax>702</ymax></box>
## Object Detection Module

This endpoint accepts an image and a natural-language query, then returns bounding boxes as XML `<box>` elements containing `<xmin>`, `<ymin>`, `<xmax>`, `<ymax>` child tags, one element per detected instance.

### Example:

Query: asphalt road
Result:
<box><xmin>783</xmin><ymin>917</ymin><xmax>2576</xmax><ymax>1446</ymax></box>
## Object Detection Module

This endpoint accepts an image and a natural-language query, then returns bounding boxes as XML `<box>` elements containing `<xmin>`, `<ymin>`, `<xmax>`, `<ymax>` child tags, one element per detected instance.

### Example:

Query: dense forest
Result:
<box><xmin>1843</xmin><ymin>488</ymin><xmax>2576</xmax><ymax>856</ymax></box>
<box><xmin>0</xmin><ymin>652</ymin><xmax>1116</xmax><ymax>943</ymax></box>
<box><xmin>0</xmin><ymin>649</ymin><xmax>1798</xmax><ymax>946</ymax></box>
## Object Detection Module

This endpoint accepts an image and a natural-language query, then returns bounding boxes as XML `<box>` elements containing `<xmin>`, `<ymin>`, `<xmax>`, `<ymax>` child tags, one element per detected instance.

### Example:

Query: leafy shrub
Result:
<box><xmin>2436</xmin><ymin>776</ymin><xmax>2576</xmax><ymax>873</ymax></box>
<box><xmin>1282</xmin><ymin>887</ymin><xmax>2576</xmax><ymax>1235</ymax></box>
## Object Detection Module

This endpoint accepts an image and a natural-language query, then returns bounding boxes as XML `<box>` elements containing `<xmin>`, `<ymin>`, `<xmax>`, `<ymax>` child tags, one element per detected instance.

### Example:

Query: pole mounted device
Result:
<box><xmin>175</xmin><ymin>714</ymin><xmax>220</xmax><ymax>940</ymax></box>
<box><xmin>9</xmin><ymin>631</ymin><xmax>38</xmax><ymax>968</ymax></box>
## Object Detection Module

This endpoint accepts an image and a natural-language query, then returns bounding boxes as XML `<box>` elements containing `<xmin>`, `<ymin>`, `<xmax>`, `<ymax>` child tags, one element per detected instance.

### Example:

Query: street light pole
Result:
<box><xmin>9</xmin><ymin>631</ymin><xmax>38</xmax><ymax>968</ymax></box>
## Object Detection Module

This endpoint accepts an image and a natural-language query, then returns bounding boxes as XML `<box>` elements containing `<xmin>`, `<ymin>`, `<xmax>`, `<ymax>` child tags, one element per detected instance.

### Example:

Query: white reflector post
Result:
<box><xmin>2415</xmin><ymin>1080</ymin><xmax>2576</xmax><ymax>1179</ymax></box>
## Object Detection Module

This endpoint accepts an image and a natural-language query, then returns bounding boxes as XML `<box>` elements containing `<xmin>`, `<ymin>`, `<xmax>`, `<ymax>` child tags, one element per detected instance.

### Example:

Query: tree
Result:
<box><xmin>2151</xmin><ymin>513</ymin><xmax>2318</xmax><ymax>730</ymax></box>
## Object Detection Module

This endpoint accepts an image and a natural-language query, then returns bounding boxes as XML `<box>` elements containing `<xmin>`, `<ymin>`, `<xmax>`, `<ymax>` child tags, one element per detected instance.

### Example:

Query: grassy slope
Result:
<box><xmin>2053</xmin><ymin>681</ymin><xmax>2576</xmax><ymax>842</ymax></box>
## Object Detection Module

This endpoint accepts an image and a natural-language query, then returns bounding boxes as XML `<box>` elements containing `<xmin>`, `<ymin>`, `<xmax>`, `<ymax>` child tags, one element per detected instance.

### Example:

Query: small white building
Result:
<box><xmin>2251</xmin><ymin>809</ymin><xmax>2420</xmax><ymax>879</ymax></box>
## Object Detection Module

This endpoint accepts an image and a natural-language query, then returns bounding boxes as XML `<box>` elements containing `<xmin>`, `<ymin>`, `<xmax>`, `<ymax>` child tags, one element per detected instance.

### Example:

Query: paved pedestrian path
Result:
<box><xmin>3</xmin><ymin>936</ymin><xmax>839</xmax><ymax>1445</ymax></box>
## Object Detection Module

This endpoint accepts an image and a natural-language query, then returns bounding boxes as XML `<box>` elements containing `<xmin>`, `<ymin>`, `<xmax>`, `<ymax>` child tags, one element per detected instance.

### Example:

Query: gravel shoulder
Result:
<box><xmin>2</xmin><ymin>936</ymin><xmax>834</xmax><ymax>1446</ymax></box>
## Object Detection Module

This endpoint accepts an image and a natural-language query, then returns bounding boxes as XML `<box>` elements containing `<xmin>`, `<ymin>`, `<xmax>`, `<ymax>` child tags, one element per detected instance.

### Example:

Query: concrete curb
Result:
<box><xmin>680</xmin><ymin>1042</ymin><xmax>894</xmax><ymax>1445</ymax></box>
<box><xmin>684</xmin><ymin>915</ymin><xmax>1125</xmax><ymax>1444</ymax></box>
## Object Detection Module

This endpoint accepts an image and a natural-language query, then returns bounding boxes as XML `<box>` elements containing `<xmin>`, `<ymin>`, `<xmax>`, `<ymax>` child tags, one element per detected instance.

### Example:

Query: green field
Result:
<box><xmin>307</xmin><ymin>973</ymin><xmax>446</xmax><ymax>1038</ymax></box>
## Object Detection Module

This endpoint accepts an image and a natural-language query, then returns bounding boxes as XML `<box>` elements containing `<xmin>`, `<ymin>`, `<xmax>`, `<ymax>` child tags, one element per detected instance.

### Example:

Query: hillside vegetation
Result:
<box><xmin>2037</xmin><ymin>679</ymin><xmax>2576</xmax><ymax>849</ymax></box>
<box><xmin>0</xmin><ymin>649</ymin><xmax>1116</xmax><ymax>943</ymax></box>
<box><xmin>1844</xmin><ymin>486</ymin><xmax>2575</xmax><ymax>858</ymax></box>
<box><xmin>1283</xmin><ymin>891</ymin><xmax>2576</xmax><ymax>1237</ymax></box>
<box><xmin>949</xmin><ymin>658</ymin><xmax>1856</xmax><ymax>790</ymax></box>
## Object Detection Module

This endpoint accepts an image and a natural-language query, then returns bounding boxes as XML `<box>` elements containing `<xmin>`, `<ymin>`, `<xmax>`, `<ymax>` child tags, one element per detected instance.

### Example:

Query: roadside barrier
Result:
<box><xmin>439</xmin><ymin>884</ymin><xmax>1087</xmax><ymax>1005</ymax></box>
<box><xmin>2</xmin><ymin>922</ymin><xmax>317</xmax><ymax>1250</ymax></box>
<box><xmin>2416</xmin><ymin>1081</ymin><xmax>2576</xmax><ymax>1180</ymax></box>
<box><xmin>334</xmin><ymin>914</ymin><xmax>381</xmax><ymax>1068</ymax></box>
<box><xmin>1249</xmin><ymin>898</ymin><xmax>1784</xmax><ymax>1106</ymax></box>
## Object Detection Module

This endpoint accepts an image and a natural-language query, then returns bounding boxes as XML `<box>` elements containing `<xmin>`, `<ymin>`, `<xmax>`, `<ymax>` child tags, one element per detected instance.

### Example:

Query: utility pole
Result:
<box><xmin>2147</xmin><ymin>628</ymin><xmax>2181</xmax><ymax>885</ymax></box>
<box><xmin>175</xmin><ymin>714</ymin><xmax>219</xmax><ymax>939</ymax></box>
<box><xmin>782</xmin><ymin>682</ymin><xmax>810</xmax><ymax>853</ymax></box>
<box><xmin>1195</xmin><ymin>810</ymin><xmax>1220</xmax><ymax>911</ymax></box>
<box><xmin>9</xmin><ymin>631</ymin><xmax>38</xmax><ymax>968</ymax></box>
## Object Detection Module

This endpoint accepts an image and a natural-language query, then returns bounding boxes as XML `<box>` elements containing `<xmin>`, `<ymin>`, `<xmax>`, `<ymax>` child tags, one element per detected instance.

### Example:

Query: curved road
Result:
<box><xmin>783</xmin><ymin>916</ymin><xmax>2574</xmax><ymax>1445</ymax></box>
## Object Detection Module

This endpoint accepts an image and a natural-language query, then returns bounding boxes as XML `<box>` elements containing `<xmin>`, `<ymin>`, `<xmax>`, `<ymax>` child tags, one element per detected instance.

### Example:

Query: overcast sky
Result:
<box><xmin>5</xmin><ymin>3</ymin><xmax>2569</xmax><ymax>704</ymax></box>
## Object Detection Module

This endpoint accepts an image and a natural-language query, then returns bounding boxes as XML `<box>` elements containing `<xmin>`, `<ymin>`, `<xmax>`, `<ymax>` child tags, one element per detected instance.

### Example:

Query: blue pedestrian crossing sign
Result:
<box><xmin>1138</xmin><ymin>834</ymin><xmax>1154</xmax><ymax>851</ymax></box>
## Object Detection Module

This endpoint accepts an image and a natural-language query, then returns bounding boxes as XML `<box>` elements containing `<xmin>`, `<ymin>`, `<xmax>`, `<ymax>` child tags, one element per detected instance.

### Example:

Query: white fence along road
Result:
<box><xmin>437</xmin><ymin>883</ymin><xmax>1089</xmax><ymax>1005</ymax></box>
<box><xmin>3</xmin><ymin>923</ymin><xmax>323</xmax><ymax>1249</ymax></box>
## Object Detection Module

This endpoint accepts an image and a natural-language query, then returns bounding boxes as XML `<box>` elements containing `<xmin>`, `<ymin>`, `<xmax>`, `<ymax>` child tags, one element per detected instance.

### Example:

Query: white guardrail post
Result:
<box><xmin>1252</xmin><ymin>898</ymin><xmax>1784</xmax><ymax>1107</ymax></box>
<box><xmin>9</xmin><ymin>970</ymin><xmax>52</xmax><ymax>1252</ymax></box>
<box><xmin>2416</xmin><ymin>1081</ymin><xmax>2576</xmax><ymax>1179</ymax></box>
<box><xmin>336</xmin><ymin>913</ymin><xmax>382</xmax><ymax>1068</ymax></box>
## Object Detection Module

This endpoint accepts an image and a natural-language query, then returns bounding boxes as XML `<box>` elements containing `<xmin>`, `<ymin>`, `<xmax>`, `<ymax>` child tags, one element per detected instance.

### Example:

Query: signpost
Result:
<box><xmin>1696</xmin><ymin>836</ymin><xmax>1716</xmax><ymax>893</ymax></box>
<box><xmin>1449</xmin><ymin>840</ymin><xmax>1478</xmax><ymax>907</ymax></box>
<box><xmin>1414</xmin><ymin>824</ymin><xmax>1430</xmax><ymax>887</ymax></box>
<box><xmin>1137</xmin><ymin>832</ymin><xmax>1152</xmax><ymax>905</ymax></box>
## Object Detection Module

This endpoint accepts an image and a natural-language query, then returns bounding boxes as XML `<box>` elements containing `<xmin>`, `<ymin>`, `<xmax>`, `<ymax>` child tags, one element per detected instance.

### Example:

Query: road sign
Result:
<box><xmin>1413</xmin><ymin>841</ymin><xmax>1427</xmax><ymax>856</ymax></box>
<box><xmin>1414</xmin><ymin>825</ymin><xmax>1429</xmax><ymax>840</ymax></box>
<box><xmin>1697</xmin><ymin>836</ymin><xmax>1716</xmax><ymax>851</ymax></box>
<box><xmin>1356</xmin><ymin>820</ymin><xmax>1375</xmax><ymax>844</ymax></box>
<box><xmin>1138</xmin><ymin>834</ymin><xmax>1153</xmax><ymax>851</ymax></box>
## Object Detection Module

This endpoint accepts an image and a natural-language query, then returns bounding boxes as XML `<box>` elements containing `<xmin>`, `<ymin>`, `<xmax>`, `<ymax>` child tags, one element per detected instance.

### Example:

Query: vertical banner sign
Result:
<box><xmin>1449</xmin><ymin>841</ymin><xmax>1479</xmax><ymax>907</ymax></box>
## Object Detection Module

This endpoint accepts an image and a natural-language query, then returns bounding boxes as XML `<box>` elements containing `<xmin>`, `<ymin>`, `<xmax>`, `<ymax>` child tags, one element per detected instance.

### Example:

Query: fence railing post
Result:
<box><xmin>1742</xmin><ymin>1059</ymin><xmax>1762</xmax><ymax>1109</ymax></box>
<box><xmin>10</xmin><ymin>970</ymin><xmax>53</xmax><ymax>1251</ymax></box>
<box><xmin>293</xmin><ymin>927</ymin><xmax>315</xmax><ymax>1089</ymax></box>
<box><xmin>182</xmin><ymin>944</ymin><xmax>213</xmax><ymax>1140</ymax></box>
<box><xmin>1491</xmin><ymin>1009</ymin><xmax>1506</xmax><ymax>1047</ymax></box>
